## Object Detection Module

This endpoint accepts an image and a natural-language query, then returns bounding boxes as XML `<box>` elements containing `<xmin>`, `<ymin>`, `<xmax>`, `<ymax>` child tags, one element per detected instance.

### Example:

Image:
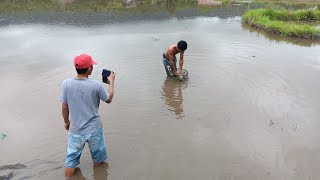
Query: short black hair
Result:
<box><xmin>76</xmin><ymin>67</ymin><xmax>89</xmax><ymax>74</ymax></box>
<box><xmin>177</xmin><ymin>40</ymin><xmax>187</xmax><ymax>51</ymax></box>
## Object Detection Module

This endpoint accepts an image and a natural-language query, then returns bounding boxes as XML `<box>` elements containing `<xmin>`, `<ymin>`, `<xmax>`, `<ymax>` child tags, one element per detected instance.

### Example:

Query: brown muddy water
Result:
<box><xmin>1</xmin><ymin>2</ymin><xmax>320</xmax><ymax>180</ymax></box>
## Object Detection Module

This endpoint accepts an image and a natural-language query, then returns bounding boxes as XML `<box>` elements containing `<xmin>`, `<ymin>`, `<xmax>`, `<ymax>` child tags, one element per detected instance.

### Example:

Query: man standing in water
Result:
<box><xmin>162</xmin><ymin>40</ymin><xmax>188</xmax><ymax>80</ymax></box>
<box><xmin>60</xmin><ymin>54</ymin><xmax>115</xmax><ymax>177</ymax></box>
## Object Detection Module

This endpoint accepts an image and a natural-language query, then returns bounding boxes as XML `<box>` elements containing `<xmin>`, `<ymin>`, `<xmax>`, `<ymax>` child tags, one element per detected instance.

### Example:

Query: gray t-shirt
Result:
<box><xmin>60</xmin><ymin>78</ymin><xmax>109</xmax><ymax>135</ymax></box>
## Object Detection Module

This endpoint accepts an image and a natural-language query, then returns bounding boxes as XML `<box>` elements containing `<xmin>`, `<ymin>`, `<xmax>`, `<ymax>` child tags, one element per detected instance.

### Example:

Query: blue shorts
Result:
<box><xmin>65</xmin><ymin>127</ymin><xmax>107</xmax><ymax>168</ymax></box>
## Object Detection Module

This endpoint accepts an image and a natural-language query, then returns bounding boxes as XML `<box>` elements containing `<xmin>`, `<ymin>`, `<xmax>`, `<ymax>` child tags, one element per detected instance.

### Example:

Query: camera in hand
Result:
<box><xmin>102</xmin><ymin>69</ymin><xmax>111</xmax><ymax>84</ymax></box>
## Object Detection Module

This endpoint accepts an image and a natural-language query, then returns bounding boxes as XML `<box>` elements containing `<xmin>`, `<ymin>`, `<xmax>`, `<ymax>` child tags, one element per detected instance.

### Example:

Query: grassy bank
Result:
<box><xmin>242</xmin><ymin>8</ymin><xmax>320</xmax><ymax>39</ymax></box>
<box><xmin>0</xmin><ymin>0</ymin><xmax>196</xmax><ymax>13</ymax></box>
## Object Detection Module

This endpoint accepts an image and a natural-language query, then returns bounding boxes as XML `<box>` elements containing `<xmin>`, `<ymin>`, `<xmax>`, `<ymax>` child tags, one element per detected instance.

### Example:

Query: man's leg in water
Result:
<box><xmin>65</xmin><ymin>133</ymin><xmax>86</xmax><ymax>178</ymax></box>
<box><xmin>88</xmin><ymin>127</ymin><xmax>107</xmax><ymax>167</ymax></box>
<box><xmin>65</xmin><ymin>168</ymin><xmax>76</xmax><ymax>177</ymax></box>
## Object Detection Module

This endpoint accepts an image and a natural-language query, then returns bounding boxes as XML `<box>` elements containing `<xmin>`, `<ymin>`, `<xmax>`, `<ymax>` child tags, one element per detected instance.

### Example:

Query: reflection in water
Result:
<box><xmin>242</xmin><ymin>24</ymin><xmax>320</xmax><ymax>47</ymax></box>
<box><xmin>162</xmin><ymin>77</ymin><xmax>188</xmax><ymax>119</ymax></box>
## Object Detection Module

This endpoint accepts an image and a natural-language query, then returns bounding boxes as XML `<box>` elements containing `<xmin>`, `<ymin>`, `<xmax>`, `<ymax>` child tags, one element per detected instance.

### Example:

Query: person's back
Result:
<box><xmin>61</xmin><ymin>78</ymin><xmax>107</xmax><ymax>135</ymax></box>
<box><xmin>165</xmin><ymin>45</ymin><xmax>179</xmax><ymax>58</ymax></box>
<box><xmin>60</xmin><ymin>54</ymin><xmax>115</xmax><ymax>178</ymax></box>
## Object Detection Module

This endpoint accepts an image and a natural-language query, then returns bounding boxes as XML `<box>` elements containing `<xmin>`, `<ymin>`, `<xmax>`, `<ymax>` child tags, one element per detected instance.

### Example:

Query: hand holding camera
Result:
<box><xmin>102</xmin><ymin>69</ymin><xmax>115</xmax><ymax>84</ymax></box>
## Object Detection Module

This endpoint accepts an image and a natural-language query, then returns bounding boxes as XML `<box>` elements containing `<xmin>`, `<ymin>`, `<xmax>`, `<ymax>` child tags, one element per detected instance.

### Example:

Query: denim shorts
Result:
<box><xmin>66</xmin><ymin>127</ymin><xmax>107</xmax><ymax>168</ymax></box>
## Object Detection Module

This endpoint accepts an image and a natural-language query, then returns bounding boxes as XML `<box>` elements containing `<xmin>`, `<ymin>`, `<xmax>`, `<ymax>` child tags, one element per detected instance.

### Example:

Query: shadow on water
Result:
<box><xmin>161</xmin><ymin>77</ymin><xmax>188</xmax><ymax>119</ymax></box>
<box><xmin>242</xmin><ymin>23</ymin><xmax>320</xmax><ymax>47</ymax></box>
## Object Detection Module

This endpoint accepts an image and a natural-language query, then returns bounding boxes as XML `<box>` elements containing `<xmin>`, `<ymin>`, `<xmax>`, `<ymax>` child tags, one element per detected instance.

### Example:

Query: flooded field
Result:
<box><xmin>0</xmin><ymin>0</ymin><xmax>320</xmax><ymax>179</ymax></box>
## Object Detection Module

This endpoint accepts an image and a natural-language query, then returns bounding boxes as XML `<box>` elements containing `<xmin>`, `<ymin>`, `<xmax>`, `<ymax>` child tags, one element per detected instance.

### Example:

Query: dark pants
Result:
<box><xmin>162</xmin><ymin>53</ymin><xmax>177</xmax><ymax>77</ymax></box>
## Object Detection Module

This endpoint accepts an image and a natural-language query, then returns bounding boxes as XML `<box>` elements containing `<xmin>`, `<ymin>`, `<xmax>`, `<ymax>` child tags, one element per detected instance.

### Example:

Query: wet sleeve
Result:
<box><xmin>60</xmin><ymin>80</ymin><xmax>67</xmax><ymax>104</ymax></box>
<box><xmin>98</xmin><ymin>83</ymin><xmax>109</xmax><ymax>102</ymax></box>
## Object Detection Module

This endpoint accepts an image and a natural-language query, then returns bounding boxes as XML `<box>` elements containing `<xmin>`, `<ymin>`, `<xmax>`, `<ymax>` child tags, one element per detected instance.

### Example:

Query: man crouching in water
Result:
<box><xmin>162</xmin><ymin>40</ymin><xmax>188</xmax><ymax>80</ymax></box>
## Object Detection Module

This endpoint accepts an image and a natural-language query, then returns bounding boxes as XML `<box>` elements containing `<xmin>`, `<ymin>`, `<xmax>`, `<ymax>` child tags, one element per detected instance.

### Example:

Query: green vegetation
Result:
<box><xmin>223</xmin><ymin>0</ymin><xmax>231</xmax><ymax>5</ymax></box>
<box><xmin>242</xmin><ymin>8</ymin><xmax>320</xmax><ymax>39</ymax></box>
<box><xmin>2</xmin><ymin>0</ymin><xmax>319</xmax><ymax>14</ymax></box>
<box><xmin>0</xmin><ymin>0</ymin><xmax>198</xmax><ymax>14</ymax></box>
<box><xmin>242</xmin><ymin>23</ymin><xmax>320</xmax><ymax>46</ymax></box>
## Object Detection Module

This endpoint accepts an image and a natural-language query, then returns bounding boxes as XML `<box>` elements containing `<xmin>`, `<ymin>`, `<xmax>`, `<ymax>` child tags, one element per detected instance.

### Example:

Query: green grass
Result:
<box><xmin>242</xmin><ymin>8</ymin><xmax>320</xmax><ymax>39</ymax></box>
<box><xmin>0</xmin><ymin>0</ymin><xmax>198</xmax><ymax>13</ymax></box>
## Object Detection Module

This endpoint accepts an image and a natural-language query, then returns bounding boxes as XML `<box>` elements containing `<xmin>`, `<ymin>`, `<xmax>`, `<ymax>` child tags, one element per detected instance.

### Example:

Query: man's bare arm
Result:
<box><xmin>168</xmin><ymin>54</ymin><xmax>177</xmax><ymax>72</ymax></box>
<box><xmin>62</xmin><ymin>103</ymin><xmax>70</xmax><ymax>130</ymax></box>
<box><xmin>106</xmin><ymin>72</ymin><xmax>115</xmax><ymax>104</ymax></box>
<box><xmin>106</xmin><ymin>82</ymin><xmax>114</xmax><ymax>104</ymax></box>
<box><xmin>179</xmin><ymin>52</ymin><xmax>184</xmax><ymax>74</ymax></box>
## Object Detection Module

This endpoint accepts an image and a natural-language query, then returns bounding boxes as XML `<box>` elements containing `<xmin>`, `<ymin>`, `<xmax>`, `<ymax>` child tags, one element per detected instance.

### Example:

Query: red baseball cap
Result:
<box><xmin>74</xmin><ymin>54</ymin><xmax>97</xmax><ymax>69</ymax></box>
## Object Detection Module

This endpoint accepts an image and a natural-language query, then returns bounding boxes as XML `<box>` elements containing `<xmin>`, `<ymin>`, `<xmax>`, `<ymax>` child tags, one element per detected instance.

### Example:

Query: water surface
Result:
<box><xmin>0</xmin><ymin>1</ymin><xmax>320</xmax><ymax>180</ymax></box>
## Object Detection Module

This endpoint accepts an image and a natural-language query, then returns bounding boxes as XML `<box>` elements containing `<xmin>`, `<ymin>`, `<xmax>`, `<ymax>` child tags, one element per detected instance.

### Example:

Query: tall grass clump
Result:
<box><xmin>242</xmin><ymin>9</ymin><xmax>320</xmax><ymax>39</ymax></box>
